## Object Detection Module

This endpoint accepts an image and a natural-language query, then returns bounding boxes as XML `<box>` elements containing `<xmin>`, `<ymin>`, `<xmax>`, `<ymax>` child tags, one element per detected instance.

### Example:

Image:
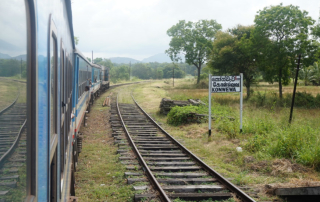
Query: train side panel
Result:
<box><xmin>34</xmin><ymin>0</ymin><xmax>75</xmax><ymax>201</ymax></box>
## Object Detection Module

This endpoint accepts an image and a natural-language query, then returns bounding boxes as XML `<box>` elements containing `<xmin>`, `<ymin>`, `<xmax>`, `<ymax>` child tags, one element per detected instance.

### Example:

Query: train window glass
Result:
<box><xmin>50</xmin><ymin>34</ymin><xmax>58</xmax><ymax>142</ymax></box>
<box><xmin>60</xmin><ymin>47</ymin><xmax>65</xmax><ymax>179</ymax></box>
<box><xmin>49</xmin><ymin>20</ymin><xmax>58</xmax><ymax>202</ymax></box>
<box><xmin>0</xmin><ymin>0</ymin><xmax>29</xmax><ymax>201</ymax></box>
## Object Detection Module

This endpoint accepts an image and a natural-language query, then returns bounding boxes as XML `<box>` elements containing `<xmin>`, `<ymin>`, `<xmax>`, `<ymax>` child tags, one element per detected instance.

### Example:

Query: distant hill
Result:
<box><xmin>109</xmin><ymin>57</ymin><xmax>140</xmax><ymax>64</ymax></box>
<box><xmin>0</xmin><ymin>53</ymin><xmax>12</xmax><ymax>59</ymax></box>
<box><xmin>0</xmin><ymin>53</ymin><xmax>27</xmax><ymax>61</ymax></box>
<box><xmin>13</xmin><ymin>54</ymin><xmax>27</xmax><ymax>61</ymax></box>
<box><xmin>142</xmin><ymin>53</ymin><xmax>172</xmax><ymax>63</ymax></box>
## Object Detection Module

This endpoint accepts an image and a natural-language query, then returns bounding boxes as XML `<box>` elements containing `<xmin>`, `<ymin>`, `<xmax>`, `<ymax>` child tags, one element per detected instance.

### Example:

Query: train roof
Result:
<box><xmin>74</xmin><ymin>48</ymin><xmax>91</xmax><ymax>64</ymax></box>
<box><xmin>100</xmin><ymin>65</ymin><xmax>108</xmax><ymax>70</ymax></box>
<box><xmin>91</xmin><ymin>63</ymin><xmax>101</xmax><ymax>69</ymax></box>
<box><xmin>66</xmin><ymin>0</ymin><xmax>75</xmax><ymax>49</ymax></box>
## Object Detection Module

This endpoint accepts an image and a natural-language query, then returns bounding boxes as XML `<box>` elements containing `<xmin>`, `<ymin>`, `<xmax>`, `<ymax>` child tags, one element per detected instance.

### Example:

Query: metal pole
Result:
<box><xmin>240</xmin><ymin>73</ymin><xmax>243</xmax><ymax>133</ymax></box>
<box><xmin>289</xmin><ymin>54</ymin><xmax>301</xmax><ymax>124</ymax></box>
<box><xmin>208</xmin><ymin>74</ymin><xmax>212</xmax><ymax>136</ymax></box>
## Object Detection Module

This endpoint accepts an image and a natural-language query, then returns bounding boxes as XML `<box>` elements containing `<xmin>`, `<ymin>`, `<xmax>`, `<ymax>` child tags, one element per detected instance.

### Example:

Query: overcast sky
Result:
<box><xmin>72</xmin><ymin>0</ymin><xmax>320</xmax><ymax>61</ymax></box>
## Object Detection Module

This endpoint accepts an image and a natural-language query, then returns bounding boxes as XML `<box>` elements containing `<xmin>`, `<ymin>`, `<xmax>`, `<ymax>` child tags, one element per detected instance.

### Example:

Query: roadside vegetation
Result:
<box><xmin>76</xmin><ymin>2</ymin><xmax>320</xmax><ymax>201</ymax></box>
<box><xmin>131</xmin><ymin>79</ymin><xmax>320</xmax><ymax>201</ymax></box>
<box><xmin>0</xmin><ymin>79</ymin><xmax>20</xmax><ymax>109</ymax></box>
<box><xmin>75</xmin><ymin>89</ymin><xmax>135</xmax><ymax>202</ymax></box>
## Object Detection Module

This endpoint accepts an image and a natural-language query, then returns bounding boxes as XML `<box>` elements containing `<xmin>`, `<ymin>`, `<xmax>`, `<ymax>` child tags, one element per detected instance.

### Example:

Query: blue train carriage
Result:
<box><xmin>90</xmin><ymin>63</ymin><xmax>102</xmax><ymax>103</ymax></box>
<box><xmin>100</xmin><ymin>65</ymin><xmax>110</xmax><ymax>92</ymax></box>
<box><xmin>73</xmin><ymin>48</ymin><xmax>92</xmax><ymax>152</ymax></box>
<box><xmin>0</xmin><ymin>0</ymin><xmax>79</xmax><ymax>201</ymax></box>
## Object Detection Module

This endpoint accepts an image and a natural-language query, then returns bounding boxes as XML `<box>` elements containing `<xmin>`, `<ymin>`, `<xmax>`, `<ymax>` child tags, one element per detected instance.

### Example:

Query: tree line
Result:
<box><xmin>0</xmin><ymin>59</ymin><xmax>27</xmax><ymax>78</ymax></box>
<box><xmin>166</xmin><ymin>3</ymin><xmax>320</xmax><ymax>98</ymax></box>
<box><xmin>93</xmin><ymin>57</ymin><xmax>199</xmax><ymax>83</ymax></box>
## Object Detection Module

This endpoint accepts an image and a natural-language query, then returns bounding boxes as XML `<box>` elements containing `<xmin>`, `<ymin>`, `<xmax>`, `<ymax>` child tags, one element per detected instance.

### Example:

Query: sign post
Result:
<box><xmin>240</xmin><ymin>73</ymin><xmax>243</xmax><ymax>133</ymax></box>
<box><xmin>208</xmin><ymin>75</ymin><xmax>243</xmax><ymax>135</ymax></box>
<box><xmin>208</xmin><ymin>74</ymin><xmax>212</xmax><ymax>136</ymax></box>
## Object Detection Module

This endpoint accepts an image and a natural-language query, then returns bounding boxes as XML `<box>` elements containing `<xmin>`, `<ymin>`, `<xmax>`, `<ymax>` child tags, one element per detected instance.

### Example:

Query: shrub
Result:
<box><xmin>167</xmin><ymin>105</ymin><xmax>200</xmax><ymax>126</ymax></box>
<box><xmin>245</xmin><ymin>123</ymin><xmax>320</xmax><ymax>170</ymax></box>
<box><xmin>248</xmin><ymin>91</ymin><xmax>320</xmax><ymax>109</ymax></box>
<box><xmin>245</xmin><ymin>134</ymin><xmax>269</xmax><ymax>152</ymax></box>
<box><xmin>167</xmin><ymin>100</ymin><xmax>234</xmax><ymax>126</ymax></box>
<box><xmin>216</xmin><ymin>118</ymin><xmax>239</xmax><ymax>139</ymax></box>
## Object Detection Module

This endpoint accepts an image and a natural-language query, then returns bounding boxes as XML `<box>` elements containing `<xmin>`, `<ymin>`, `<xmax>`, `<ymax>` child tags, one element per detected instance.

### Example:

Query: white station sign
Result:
<box><xmin>208</xmin><ymin>74</ymin><xmax>243</xmax><ymax>136</ymax></box>
<box><xmin>211</xmin><ymin>76</ymin><xmax>241</xmax><ymax>93</ymax></box>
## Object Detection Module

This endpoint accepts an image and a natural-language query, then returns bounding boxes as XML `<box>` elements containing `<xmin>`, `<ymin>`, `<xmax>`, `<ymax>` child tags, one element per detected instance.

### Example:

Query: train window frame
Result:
<box><xmin>25</xmin><ymin>0</ymin><xmax>37</xmax><ymax>200</ymax></box>
<box><xmin>48</xmin><ymin>15</ymin><xmax>59</xmax><ymax>202</ymax></box>
<box><xmin>60</xmin><ymin>40</ymin><xmax>66</xmax><ymax>191</ymax></box>
<box><xmin>49</xmin><ymin>19</ymin><xmax>58</xmax><ymax>163</ymax></box>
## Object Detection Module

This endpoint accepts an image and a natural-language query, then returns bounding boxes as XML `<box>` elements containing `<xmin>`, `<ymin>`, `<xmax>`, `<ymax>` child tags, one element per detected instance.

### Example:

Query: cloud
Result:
<box><xmin>72</xmin><ymin>0</ymin><xmax>320</xmax><ymax>60</ymax></box>
<box><xmin>0</xmin><ymin>0</ymin><xmax>27</xmax><ymax>57</ymax></box>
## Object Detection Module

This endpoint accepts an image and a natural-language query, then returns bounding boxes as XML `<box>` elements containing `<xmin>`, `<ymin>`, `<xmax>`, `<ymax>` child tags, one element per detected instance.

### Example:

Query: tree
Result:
<box><xmin>161</xmin><ymin>63</ymin><xmax>185</xmax><ymax>79</ymax></box>
<box><xmin>156</xmin><ymin>69</ymin><xmax>163</xmax><ymax>79</ymax></box>
<box><xmin>93</xmin><ymin>58</ymin><xmax>114</xmax><ymax>70</ymax></box>
<box><xmin>132</xmin><ymin>63</ymin><xmax>153</xmax><ymax>79</ymax></box>
<box><xmin>209</xmin><ymin>25</ymin><xmax>259</xmax><ymax>98</ymax></box>
<box><xmin>93</xmin><ymin>57</ymin><xmax>103</xmax><ymax>64</ymax></box>
<box><xmin>110</xmin><ymin>65</ymin><xmax>129</xmax><ymax>83</ymax></box>
<box><xmin>308</xmin><ymin>61</ymin><xmax>320</xmax><ymax>85</ymax></box>
<box><xmin>166</xmin><ymin>20</ymin><xmax>222</xmax><ymax>84</ymax></box>
<box><xmin>299</xmin><ymin>65</ymin><xmax>311</xmax><ymax>86</ymax></box>
<box><xmin>254</xmin><ymin>3</ymin><xmax>315</xmax><ymax>98</ymax></box>
<box><xmin>74</xmin><ymin>36</ymin><xmax>79</xmax><ymax>45</ymax></box>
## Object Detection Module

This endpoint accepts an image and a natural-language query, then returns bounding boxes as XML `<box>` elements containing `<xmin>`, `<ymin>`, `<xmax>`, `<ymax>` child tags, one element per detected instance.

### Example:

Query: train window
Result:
<box><xmin>0</xmin><ymin>0</ymin><xmax>32</xmax><ymax>201</ymax></box>
<box><xmin>60</xmin><ymin>45</ymin><xmax>66</xmax><ymax>183</ymax></box>
<box><xmin>50</xmin><ymin>31</ymin><xmax>58</xmax><ymax>150</ymax></box>
<box><xmin>49</xmin><ymin>19</ymin><xmax>58</xmax><ymax>202</ymax></box>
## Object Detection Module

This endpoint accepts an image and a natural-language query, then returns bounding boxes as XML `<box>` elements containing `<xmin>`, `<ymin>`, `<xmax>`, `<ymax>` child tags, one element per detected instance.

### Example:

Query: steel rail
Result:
<box><xmin>116</xmin><ymin>94</ymin><xmax>171</xmax><ymax>202</ymax></box>
<box><xmin>0</xmin><ymin>90</ymin><xmax>20</xmax><ymax>115</ymax></box>
<box><xmin>131</xmin><ymin>94</ymin><xmax>256</xmax><ymax>202</ymax></box>
<box><xmin>0</xmin><ymin>119</ymin><xmax>27</xmax><ymax>168</ymax></box>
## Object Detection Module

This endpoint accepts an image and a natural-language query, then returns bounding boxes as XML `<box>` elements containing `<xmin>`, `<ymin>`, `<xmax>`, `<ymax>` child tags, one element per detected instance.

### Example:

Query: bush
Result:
<box><xmin>248</xmin><ymin>91</ymin><xmax>320</xmax><ymax>109</ymax></box>
<box><xmin>167</xmin><ymin>105</ymin><xmax>201</xmax><ymax>126</ymax></box>
<box><xmin>245</xmin><ymin>122</ymin><xmax>320</xmax><ymax>170</ymax></box>
<box><xmin>295</xmin><ymin>92</ymin><xmax>320</xmax><ymax>108</ymax></box>
<box><xmin>245</xmin><ymin>134</ymin><xmax>269</xmax><ymax>152</ymax></box>
<box><xmin>167</xmin><ymin>101</ymin><xmax>234</xmax><ymax>126</ymax></box>
<box><xmin>216</xmin><ymin>118</ymin><xmax>239</xmax><ymax>139</ymax></box>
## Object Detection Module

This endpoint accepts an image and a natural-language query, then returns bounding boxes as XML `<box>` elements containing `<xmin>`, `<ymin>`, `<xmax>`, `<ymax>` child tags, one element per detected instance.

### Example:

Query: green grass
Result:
<box><xmin>75</xmin><ymin>93</ymin><xmax>134</xmax><ymax>202</ymax></box>
<box><xmin>131</xmin><ymin>79</ymin><xmax>320</xmax><ymax>201</ymax></box>
<box><xmin>0</xmin><ymin>79</ymin><xmax>21</xmax><ymax>109</ymax></box>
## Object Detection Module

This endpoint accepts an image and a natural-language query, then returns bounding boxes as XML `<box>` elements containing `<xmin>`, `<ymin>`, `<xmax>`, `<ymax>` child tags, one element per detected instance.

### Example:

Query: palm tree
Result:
<box><xmin>299</xmin><ymin>65</ymin><xmax>312</xmax><ymax>86</ymax></box>
<box><xmin>308</xmin><ymin>62</ymin><xmax>320</xmax><ymax>86</ymax></box>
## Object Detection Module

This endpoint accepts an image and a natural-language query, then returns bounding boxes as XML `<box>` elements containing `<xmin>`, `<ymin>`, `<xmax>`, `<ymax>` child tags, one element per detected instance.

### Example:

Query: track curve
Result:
<box><xmin>115</xmin><ymin>93</ymin><xmax>256</xmax><ymax>202</ymax></box>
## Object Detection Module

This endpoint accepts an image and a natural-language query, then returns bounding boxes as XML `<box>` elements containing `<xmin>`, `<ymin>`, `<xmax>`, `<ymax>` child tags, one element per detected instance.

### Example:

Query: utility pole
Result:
<box><xmin>289</xmin><ymin>54</ymin><xmax>301</xmax><ymax>124</ymax></box>
<box><xmin>20</xmin><ymin>58</ymin><xmax>22</xmax><ymax>79</ymax></box>
<box><xmin>92</xmin><ymin>51</ymin><xmax>93</xmax><ymax>63</ymax></box>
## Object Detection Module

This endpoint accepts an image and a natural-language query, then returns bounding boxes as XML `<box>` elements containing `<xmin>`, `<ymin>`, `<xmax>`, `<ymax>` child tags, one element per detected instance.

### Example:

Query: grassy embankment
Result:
<box><xmin>0</xmin><ymin>79</ymin><xmax>20</xmax><ymax>109</ymax></box>
<box><xmin>131</xmin><ymin>78</ymin><xmax>320</xmax><ymax>201</ymax></box>
<box><xmin>75</xmin><ymin>79</ymin><xmax>320</xmax><ymax>201</ymax></box>
<box><xmin>75</xmin><ymin>86</ymin><xmax>137</xmax><ymax>202</ymax></box>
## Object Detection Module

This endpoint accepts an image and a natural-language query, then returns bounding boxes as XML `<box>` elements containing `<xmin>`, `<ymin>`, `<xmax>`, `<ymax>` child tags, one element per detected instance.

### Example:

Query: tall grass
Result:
<box><xmin>217</xmin><ymin>106</ymin><xmax>320</xmax><ymax>170</ymax></box>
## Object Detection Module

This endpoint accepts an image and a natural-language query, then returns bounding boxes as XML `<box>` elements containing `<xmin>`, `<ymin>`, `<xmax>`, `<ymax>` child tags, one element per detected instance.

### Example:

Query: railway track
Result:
<box><xmin>111</xmin><ymin>93</ymin><xmax>256</xmax><ymax>202</ymax></box>
<box><xmin>0</xmin><ymin>101</ymin><xmax>27</xmax><ymax>201</ymax></box>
